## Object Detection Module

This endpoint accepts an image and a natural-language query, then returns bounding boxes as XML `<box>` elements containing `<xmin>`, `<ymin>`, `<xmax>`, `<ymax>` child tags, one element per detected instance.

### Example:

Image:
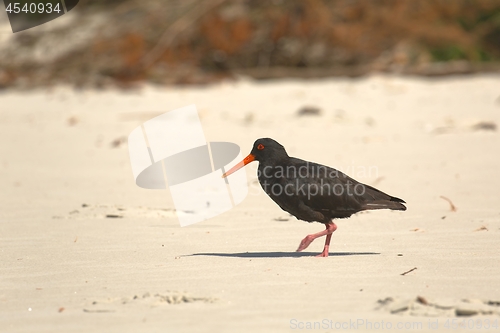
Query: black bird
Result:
<box><xmin>222</xmin><ymin>138</ymin><xmax>406</xmax><ymax>257</ymax></box>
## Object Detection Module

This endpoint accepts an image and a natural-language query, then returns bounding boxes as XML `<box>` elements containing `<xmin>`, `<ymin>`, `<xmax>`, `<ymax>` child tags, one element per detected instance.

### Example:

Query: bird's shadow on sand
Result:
<box><xmin>187</xmin><ymin>251</ymin><xmax>380</xmax><ymax>258</ymax></box>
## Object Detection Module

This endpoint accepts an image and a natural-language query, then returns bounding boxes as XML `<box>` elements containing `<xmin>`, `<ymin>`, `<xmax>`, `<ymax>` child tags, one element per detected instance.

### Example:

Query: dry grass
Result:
<box><xmin>1</xmin><ymin>0</ymin><xmax>500</xmax><ymax>87</ymax></box>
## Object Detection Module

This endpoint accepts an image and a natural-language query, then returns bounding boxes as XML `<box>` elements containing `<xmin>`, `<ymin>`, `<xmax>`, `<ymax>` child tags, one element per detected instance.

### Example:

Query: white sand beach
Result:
<box><xmin>1</xmin><ymin>74</ymin><xmax>500</xmax><ymax>332</ymax></box>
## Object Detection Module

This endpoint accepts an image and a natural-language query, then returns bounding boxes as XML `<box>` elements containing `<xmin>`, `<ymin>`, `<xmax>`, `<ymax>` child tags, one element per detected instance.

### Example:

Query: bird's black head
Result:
<box><xmin>249</xmin><ymin>138</ymin><xmax>289</xmax><ymax>162</ymax></box>
<box><xmin>222</xmin><ymin>138</ymin><xmax>289</xmax><ymax>178</ymax></box>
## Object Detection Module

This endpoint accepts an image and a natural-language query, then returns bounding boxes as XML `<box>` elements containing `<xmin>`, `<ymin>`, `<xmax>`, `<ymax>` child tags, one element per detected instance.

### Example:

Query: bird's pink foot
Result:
<box><xmin>296</xmin><ymin>235</ymin><xmax>314</xmax><ymax>252</ymax></box>
<box><xmin>296</xmin><ymin>223</ymin><xmax>337</xmax><ymax>256</ymax></box>
<box><xmin>315</xmin><ymin>246</ymin><xmax>330</xmax><ymax>257</ymax></box>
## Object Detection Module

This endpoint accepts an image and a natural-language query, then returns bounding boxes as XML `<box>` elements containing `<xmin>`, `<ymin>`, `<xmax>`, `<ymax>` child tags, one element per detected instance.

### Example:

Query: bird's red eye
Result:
<box><xmin>257</xmin><ymin>144</ymin><xmax>265</xmax><ymax>150</ymax></box>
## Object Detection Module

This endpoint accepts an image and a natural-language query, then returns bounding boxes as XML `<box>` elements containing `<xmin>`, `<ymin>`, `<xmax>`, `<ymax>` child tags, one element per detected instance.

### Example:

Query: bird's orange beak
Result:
<box><xmin>222</xmin><ymin>154</ymin><xmax>255</xmax><ymax>178</ymax></box>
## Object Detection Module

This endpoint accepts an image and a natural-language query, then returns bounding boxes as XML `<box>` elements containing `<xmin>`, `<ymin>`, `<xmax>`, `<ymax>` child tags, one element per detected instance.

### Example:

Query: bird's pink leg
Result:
<box><xmin>296</xmin><ymin>223</ymin><xmax>337</xmax><ymax>257</ymax></box>
<box><xmin>316</xmin><ymin>232</ymin><xmax>333</xmax><ymax>257</ymax></box>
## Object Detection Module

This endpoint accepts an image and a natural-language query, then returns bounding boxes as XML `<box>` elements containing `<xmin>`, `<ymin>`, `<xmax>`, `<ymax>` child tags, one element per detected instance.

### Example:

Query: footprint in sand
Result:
<box><xmin>54</xmin><ymin>204</ymin><xmax>194</xmax><ymax>220</ymax></box>
<box><xmin>376</xmin><ymin>296</ymin><xmax>500</xmax><ymax>317</ymax></box>
<box><xmin>84</xmin><ymin>291</ymin><xmax>217</xmax><ymax>312</ymax></box>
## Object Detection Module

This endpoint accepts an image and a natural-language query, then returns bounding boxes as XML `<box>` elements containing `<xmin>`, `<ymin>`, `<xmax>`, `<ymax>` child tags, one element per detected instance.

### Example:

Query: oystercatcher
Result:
<box><xmin>222</xmin><ymin>138</ymin><xmax>406</xmax><ymax>257</ymax></box>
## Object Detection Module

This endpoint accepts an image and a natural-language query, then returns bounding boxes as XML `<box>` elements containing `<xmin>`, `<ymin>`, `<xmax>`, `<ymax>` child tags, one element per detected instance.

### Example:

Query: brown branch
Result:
<box><xmin>141</xmin><ymin>0</ymin><xmax>228</xmax><ymax>69</ymax></box>
<box><xmin>400</xmin><ymin>267</ymin><xmax>417</xmax><ymax>276</ymax></box>
<box><xmin>439</xmin><ymin>196</ymin><xmax>457</xmax><ymax>212</ymax></box>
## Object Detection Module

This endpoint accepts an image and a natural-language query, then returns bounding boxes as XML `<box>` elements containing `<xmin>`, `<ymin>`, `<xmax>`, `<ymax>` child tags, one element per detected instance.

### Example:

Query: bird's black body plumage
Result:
<box><xmin>251</xmin><ymin>138</ymin><xmax>406</xmax><ymax>224</ymax></box>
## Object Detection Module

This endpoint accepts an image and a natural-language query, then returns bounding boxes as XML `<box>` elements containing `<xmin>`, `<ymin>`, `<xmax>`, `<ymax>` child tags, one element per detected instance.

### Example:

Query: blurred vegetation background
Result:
<box><xmin>1</xmin><ymin>0</ymin><xmax>500</xmax><ymax>88</ymax></box>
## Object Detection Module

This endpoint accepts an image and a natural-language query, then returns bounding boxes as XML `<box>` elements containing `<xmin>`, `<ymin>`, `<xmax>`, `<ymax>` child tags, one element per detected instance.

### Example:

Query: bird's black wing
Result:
<box><xmin>265</xmin><ymin>158</ymin><xmax>405</xmax><ymax>222</ymax></box>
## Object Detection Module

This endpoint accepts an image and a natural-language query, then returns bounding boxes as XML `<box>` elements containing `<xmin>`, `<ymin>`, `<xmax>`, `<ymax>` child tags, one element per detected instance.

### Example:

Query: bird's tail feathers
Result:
<box><xmin>362</xmin><ymin>199</ymin><xmax>407</xmax><ymax>211</ymax></box>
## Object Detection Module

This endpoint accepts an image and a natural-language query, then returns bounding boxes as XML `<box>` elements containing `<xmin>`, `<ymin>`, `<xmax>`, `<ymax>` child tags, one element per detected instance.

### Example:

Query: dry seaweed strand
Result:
<box><xmin>439</xmin><ymin>196</ymin><xmax>457</xmax><ymax>212</ymax></box>
<box><xmin>401</xmin><ymin>267</ymin><xmax>417</xmax><ymax>276</ymax></box>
